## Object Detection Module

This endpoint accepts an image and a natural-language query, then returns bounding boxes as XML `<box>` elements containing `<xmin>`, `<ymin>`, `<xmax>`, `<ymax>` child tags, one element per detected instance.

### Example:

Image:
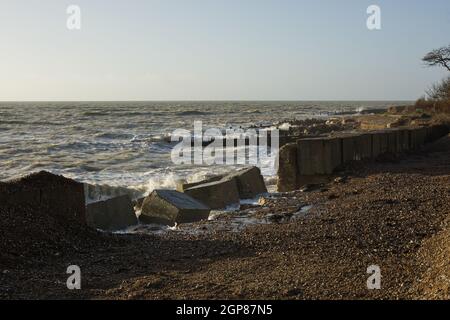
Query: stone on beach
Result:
<box><xmin>140</xmin><ymin>190</ymin><xmax>211</xmax><ymax>226</ymax></box>
<box><xmin>184</xmin><ymin>178</ymin><xmax>240</xmax><ymax>210</ymax></box>
<box><xmin>86</xmin><ymin>195</ymin><xmax>138</xmax><ymax>231</ymax></box>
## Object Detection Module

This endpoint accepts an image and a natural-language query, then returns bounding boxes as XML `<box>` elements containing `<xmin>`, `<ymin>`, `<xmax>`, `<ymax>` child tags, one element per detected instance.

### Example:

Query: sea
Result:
<box><xmin>0</xmin><ymin>101</ymin><xmax>410</xmax><ymax>198</ymax></box>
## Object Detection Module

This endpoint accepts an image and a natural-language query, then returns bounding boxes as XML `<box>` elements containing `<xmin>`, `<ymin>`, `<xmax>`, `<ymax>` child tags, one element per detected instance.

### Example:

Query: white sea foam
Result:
<box><xmin>0</xmin><ymin>101</ymin><xmax>397</xmax><ymax>188</ymax></box>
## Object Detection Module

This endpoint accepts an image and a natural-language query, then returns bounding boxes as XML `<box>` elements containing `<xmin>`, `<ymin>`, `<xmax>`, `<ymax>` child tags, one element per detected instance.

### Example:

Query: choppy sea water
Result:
<box><xmin>0</xmin><ymin>101</ymin><xmax>407</xmax><ymax>196</ymax></box>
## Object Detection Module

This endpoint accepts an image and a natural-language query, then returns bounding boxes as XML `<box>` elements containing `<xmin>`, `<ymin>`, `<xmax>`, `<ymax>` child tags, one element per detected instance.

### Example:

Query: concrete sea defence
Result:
<box><xmin>84</xmin><ymin>166</ymin><xmax>267</xmax><ymax>230</ymax></box>
<box><xmin>277</xmin><ymin>125</ymin><xmax>449</xmax><ymax>192</ymax></box>
<box><xmin>86</xmin><ymin>195</ymin><xmax>138</xmax><ymax>231</ymax></box>
<box><xmin>140</xmin><ymin>189</ymin><xmax>211</xmax><ymax>226</ymax></box>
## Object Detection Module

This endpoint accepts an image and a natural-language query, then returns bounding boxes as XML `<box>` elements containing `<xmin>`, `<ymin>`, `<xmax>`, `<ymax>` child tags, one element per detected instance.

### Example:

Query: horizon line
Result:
<box><xmin>0</xmin><ymin>99</ymin><xmax>415</xmax><ymax>103</ymax></box>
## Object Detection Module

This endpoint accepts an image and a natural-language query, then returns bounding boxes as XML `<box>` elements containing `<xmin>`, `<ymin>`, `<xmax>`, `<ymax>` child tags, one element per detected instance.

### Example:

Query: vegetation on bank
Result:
<box><xmin>414</xmin><ymin>45</ymin><xmax>450</xmax><ymax>114</ymax></box>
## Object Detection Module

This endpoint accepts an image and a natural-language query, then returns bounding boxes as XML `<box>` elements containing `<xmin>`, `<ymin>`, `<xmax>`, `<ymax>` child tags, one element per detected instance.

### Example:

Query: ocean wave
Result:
<box><xmin>132</xmin><ymin>172</ymin><xmax>182</xmax><ymax>196</ymax></box>
<box><xmin>84</xmin><ymin>183</ymin><xmax>143</xmax><ymax>204</ymax></box>
<box><xmin>176</xmin><ymin>110</ymin><xmax>210</xmax><ymax>116</ymax></box>
<box><xmin>0</xmin><ymin>120</ymin><xmax>28</xmax><ymax>125</ymax></box>
<box><xmin>80</xmin><ymin>164</ymin><xmax>102</xmax><ymax>172</ymax></box>
<box><xmin>116</xmin><ymin>111</ymin><xmax>156</xmax><ymax>117</ymax></box>
<box><xmin>96</xmin><ymin>132</ymin><xmax>135</xmax><ymax>140</ymax></box>
<box><xmin>244</xmin><ymin>109</ymin><xmax>262</xmax><ymax>114</ymax></box>
<box><xmin>82</xmin><ymin>111</ymin><xmax>111</xmax><ymax>117</ymax></box>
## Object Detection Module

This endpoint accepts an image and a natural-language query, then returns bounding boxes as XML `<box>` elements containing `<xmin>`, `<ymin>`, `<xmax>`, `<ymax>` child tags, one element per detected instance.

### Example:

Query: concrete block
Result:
<box><xmin>398</xmin><ymin>129</ymin><xmax>410</xmax><ymax>152</ymax></box>
<box><xmin>409</xmin><ymin>127</ymin><xmax>427</xmax><ymax>150</ymax></box>
<box><xmin>184</xmin><ymin>177</ymin><xmax>240</xmax><ymax>209</ymax></box>
<box><xmin>376</xmin><ymin>131</ymin><xmax>389</xmax><ymax>155</ymax></box>
<box><xmin>277</xmin><ymin>143</ymin><xmax>299</xmax><ymax>192</ymax></box>
<box><xmin>297</xmin><ymin>137</ymin><xmax>342</xmax><ymax>175</ymax></box>
<box><xmin>176</xmin><ymin>174</ymin><xmax>225</xmax><ymax>192</ymax></box>
<box><xmin>341</xmin><ymin>134</ymin><xmax>358</xmax><ymax>163</ymax></box>
<box><xmin>354</xmin><ymin>134</ymin><xmax>372</xmax><ymax>160</ymax></box>
<box><xmin>224</xmin><ymin>166</ymin><xmax>267</xmax><ymax>199</ymax></box>
<box><xmin>386</xmin><ymin>130</ymin><xmax>398</xmax><ymax>154</ymax></box>
<box><xmin>140</xmin><ymin>190</ymin><xmax>210</xmax><ymax>226</ymax></box>
<box><xmin>86</xmin><ymin>195</ymin><xmax>138</xmax><ymax>231</ymax></box>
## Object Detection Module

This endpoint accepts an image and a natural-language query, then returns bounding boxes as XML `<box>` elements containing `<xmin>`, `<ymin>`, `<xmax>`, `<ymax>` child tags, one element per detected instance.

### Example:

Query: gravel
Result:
<box><xmin>1</xmin><ymin>136</ymin><xmax>449</xmax><ymax>300</ymax></box>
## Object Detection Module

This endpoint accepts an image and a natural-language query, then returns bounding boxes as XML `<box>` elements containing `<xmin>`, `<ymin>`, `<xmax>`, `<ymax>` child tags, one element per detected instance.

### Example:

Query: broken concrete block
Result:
<box><xmin>140</xmin><ymin>190</ymin><xmax>210</xmax><ymax>226</ymax></box>
<box><xmin>86</xmin><ymin>195</ymin><xmax>138</xmax><ymax>231</ymax></box>
<box><xmin>176</xmin><ymin>174</ymin><xmax>225</xmax><ymax>192</ymax></box>
<box><xmin>224</xmin><ymin>166</ymin><xmax>267</xmax><ymax>199</ymax></box>
<box><xmin>277</xmin><ymin>143</ymin><xmax>299</xmax><ymax>192</ymax></box>
<box><xmin>184</xmin><ymin>178</ymin><xmax>240</xmax><ymax>209</ymax></box>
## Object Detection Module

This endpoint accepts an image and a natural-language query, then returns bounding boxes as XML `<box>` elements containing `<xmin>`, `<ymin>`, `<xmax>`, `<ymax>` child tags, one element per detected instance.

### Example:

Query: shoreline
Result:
<box><xmin>1</xmin><ymin>110</ymin><xmax>449</xmax><ymax>299</ymax></box>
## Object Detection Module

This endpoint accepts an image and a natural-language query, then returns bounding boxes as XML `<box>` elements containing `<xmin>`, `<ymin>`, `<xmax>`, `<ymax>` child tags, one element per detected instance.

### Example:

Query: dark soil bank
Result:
<box><xmin>1</xmin><ymin>136</ymin><xmax>449</xmax><ymax>300</ymax></box>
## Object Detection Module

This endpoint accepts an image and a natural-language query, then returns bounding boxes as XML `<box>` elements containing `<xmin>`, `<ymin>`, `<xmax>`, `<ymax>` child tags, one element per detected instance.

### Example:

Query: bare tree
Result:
<box><xmin>423</xmin><ymin>45</ymin><xmax>450</xmax><ymax>72</ymax></box>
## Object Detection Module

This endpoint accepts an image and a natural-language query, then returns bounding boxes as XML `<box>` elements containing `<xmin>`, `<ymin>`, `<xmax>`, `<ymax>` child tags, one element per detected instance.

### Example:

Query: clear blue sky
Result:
<box><xmin>0</xmin><ymin>0</ymin><xmax>449</xmax><ymax>101</ymax></box>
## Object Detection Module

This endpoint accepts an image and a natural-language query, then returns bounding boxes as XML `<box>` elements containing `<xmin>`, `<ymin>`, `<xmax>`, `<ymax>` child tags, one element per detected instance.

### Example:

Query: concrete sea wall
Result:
<box><xmin>277</xmin><ymin>125</ymin><xmax>449</xmax><ymax>192</ymax></box>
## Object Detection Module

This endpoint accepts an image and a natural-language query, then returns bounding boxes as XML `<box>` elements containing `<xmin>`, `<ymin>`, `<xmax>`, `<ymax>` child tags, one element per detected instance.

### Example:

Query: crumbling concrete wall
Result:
<box><xmin>277</xmin><ymin>125</ymin><xmax>449</xmax><ymax>192</ymax></box>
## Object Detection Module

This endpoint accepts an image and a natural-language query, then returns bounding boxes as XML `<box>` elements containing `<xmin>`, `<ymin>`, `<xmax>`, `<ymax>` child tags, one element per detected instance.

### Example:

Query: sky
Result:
<box><xmin>0</xmin><ymin>0</ymin><xmax>449</xmax><ymax>101</ymax></box>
